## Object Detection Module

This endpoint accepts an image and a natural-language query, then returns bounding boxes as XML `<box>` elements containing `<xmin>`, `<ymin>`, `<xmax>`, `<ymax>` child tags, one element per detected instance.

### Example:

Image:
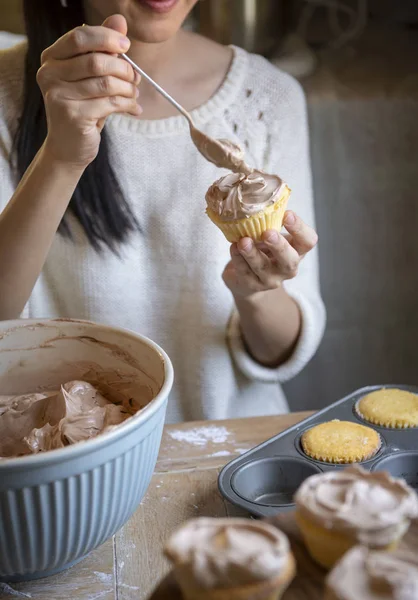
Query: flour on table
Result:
<box><xmin>168</xmin><ymin>425</ymin><xmax>231</xmax><ymax>446</ymax></box>
<box><xmin>120</xmin><ymin>583</ymin><xmax>140</xmax><ymax>591</ymax></box>
<box><xmin>87</xmin><ymin>592</ymin><xmax>110</xmax><ymax>600</ymax></box>
<box><xmin>93</xmin><ymin>572</ymin><xmax>112</xmax><ymax>585</ymax></box>
<box><xmin>210</xmin><ymin>450</ymin><xmax>231</xmax><ymax>457</ymax></box>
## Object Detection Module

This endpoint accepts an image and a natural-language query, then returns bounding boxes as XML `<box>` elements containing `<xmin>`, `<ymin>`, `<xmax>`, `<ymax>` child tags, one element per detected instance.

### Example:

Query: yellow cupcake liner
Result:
<box><xmin>174</xmin><ymin>553</ymin><xmax>296</xmax><ymax>600</ymax></box>
<box><xmin>295</xmin><ymin>510</ymin><xmax>401</xmax><ymax>570</ymax></box>
<box><xmin>206</xmin><ymin>185</ymin><xmax>291</xmax><ymax>243</ymax></box>
<box><xmin>355</xmin><ymin>388</ymin><xmax>418</xmax><ymax>429</ymax></box>
<box><xmin>301</xmin><ymin>420</ymin><xmax>381</xmax><ymax>464</ymax></box>
<box><xmin>302</xmin><ymin>449</ymin><xmax>379</xmax><ymax>464</ymax></box>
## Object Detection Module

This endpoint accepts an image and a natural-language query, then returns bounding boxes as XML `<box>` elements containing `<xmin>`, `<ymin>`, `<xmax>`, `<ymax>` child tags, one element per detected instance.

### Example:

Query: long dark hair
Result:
<box><xmin>14</xmin><ymin>0</ymin><xmax>139</xmax><ymax>251</ymax></box>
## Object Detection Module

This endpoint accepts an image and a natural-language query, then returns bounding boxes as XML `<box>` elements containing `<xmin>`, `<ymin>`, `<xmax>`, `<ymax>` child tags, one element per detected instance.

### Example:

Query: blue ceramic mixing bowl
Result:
<box><xmin>0</xmin><ymin>319</ymin><xmax>173</xmax><ymax>581</ymax></box>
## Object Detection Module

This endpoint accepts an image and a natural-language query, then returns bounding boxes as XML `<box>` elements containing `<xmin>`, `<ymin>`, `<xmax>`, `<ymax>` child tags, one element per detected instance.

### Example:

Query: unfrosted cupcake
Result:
<box><xmin>205</xmin><ymin>171</ymin><xmax>291</xmax><ymax>243</ymax></box>
<box><xmin>324</xmin><ymin>545</ymin><xmax>418</xmax><ymax>600</ymax></box>
<box><xmin>301</xmin><ymin>420</ymin><xmax>381</xmax><ymax>464</ymax></box>
<box><xmin>164</xmin><ymin>517</ymin><xmax>296</xmax><ymax>600</ymax></box>
<box><xmin>294</xmin><ymin>466</ymin><xmax>418</xmax><ymax>569</ymax></box>
<box><xmin>356</xmin><ymin>388</ymin><xmax>418</xmax><ymax>428</ymax></box>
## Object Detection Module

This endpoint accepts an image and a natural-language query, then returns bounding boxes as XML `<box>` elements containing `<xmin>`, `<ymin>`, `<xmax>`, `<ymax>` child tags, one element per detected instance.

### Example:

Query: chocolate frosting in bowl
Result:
<box><xmin>295</xmin><ymin>466</ymin><xmax>418</xmax><ymax>546</ymax></box>
<box><xmin>0</xmin><ymin>380</ymin><xmax>137</xmax><ymax>459</ymax></box>
<box><xmin>326</xmin><ymin>545</ymin><xmax>418</xmax><ymax>600</ymax></box>
<box><xmin>206</xmin><ymin>171</ymin><xmax>284</xmax><ymax>221</ymax></box>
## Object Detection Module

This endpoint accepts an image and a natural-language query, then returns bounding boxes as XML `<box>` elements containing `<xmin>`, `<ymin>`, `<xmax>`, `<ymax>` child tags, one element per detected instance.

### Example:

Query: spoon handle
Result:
<box><xmin>120</xmin><ymin>53</ymin><xmax>193</xmax><ymax>125</ymax></box>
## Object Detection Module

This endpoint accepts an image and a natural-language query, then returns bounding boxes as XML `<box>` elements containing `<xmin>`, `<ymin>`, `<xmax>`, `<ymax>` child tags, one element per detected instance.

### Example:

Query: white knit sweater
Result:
<box><xmin>0</xmin><ymin>42</ymin><xmax>325</xmax><ymax>423</ymax></box>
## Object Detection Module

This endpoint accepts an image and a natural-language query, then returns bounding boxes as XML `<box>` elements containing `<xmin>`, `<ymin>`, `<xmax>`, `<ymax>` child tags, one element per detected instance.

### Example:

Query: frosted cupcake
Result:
<box><xmin>164</xmin><ymin>517</ymin><xmax>296</xmax><ymax>600</ymax></box>
<box><xmin>205</xmin><ymin>171</ymin><xmax>291</xmax><ymax>243</ymax></box>
<box><xmin>324</xmin><ymin>545</ymin><xmax>418</xmax><ymax>600</ymax></box>
<box><xmin>294</xmin><ymin>466</ymin><xmax>418</xmax><ymax>569</ymax></box>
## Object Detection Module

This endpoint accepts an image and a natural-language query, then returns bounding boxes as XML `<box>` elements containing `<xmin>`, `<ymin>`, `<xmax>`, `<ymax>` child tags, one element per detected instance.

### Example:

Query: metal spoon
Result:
<box><xmin>120</xmin><ymin>53</ymin><xmax>252</xmax><ymax>175</ymax></box>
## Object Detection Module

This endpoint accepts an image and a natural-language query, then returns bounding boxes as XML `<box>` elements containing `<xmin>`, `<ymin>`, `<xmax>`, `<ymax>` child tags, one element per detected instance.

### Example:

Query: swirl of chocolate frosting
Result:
<box><xmin>326</xmin><ymin>545</ymin><xmax>418</xmax><ymax>600</ymax></box>
<box><xmin>295</xmin><ymin>466</ymin><xmax>418</xmax><ymax>546</ymax></box>
<box><xmin>206</xmin><ymin>171</ymin><xmax>284</xmax><ymax>221</ymax></box>
<box><xmin>0</xmin><ymin>381</ymin><xmax>134</xmax><ymax>458</ymax></box>
<box><xmin>165</xmin><ymin>518</ymin><xmax>290</xmax><ymax>589</ymax></box>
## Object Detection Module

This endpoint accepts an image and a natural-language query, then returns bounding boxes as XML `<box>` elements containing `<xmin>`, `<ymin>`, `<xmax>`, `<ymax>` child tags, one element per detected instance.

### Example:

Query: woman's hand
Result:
<box><xmin>222</xmin><ymin>211</ymin><xmax>318</xmax><ymax>299</ymax></box>
<box><xmin>37</xmin><ymin>15</ymin><xmax>141</xmax><ymax>168</ymax></box>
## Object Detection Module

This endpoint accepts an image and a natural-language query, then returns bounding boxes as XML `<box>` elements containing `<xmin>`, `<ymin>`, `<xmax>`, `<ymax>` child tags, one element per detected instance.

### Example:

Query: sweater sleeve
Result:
<box><xmin>227</xmin><ymin>70</ymin><xmax>326</xmax><ymax>383</ymax></box>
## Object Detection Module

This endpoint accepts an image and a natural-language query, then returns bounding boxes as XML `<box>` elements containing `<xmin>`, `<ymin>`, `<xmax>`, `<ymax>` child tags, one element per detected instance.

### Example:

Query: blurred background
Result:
<box><xmin>1</xmin><ymin>0</ymin><xmax>417</xmax><ymax>412</ymax></box>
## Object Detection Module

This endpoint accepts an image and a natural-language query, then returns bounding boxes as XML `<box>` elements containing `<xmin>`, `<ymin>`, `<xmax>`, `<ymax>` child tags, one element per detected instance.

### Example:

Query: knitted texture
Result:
<box><xmin>0</xmin><ymin>43</ymin><xmax>325</xmax><ymax>422</ymax></box>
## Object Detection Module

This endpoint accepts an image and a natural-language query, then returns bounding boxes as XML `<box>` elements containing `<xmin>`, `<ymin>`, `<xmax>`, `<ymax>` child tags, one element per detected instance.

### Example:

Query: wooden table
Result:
<box><xmin>0</xmin><ymin>412</ymin><xmax>312</xmax><ymax>600</ymax></box>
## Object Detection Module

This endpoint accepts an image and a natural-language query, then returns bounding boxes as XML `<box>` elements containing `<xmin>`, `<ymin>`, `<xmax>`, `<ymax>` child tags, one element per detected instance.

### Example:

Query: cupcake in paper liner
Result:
<box><xmin>356</xmin><ymin>388</ymin><xmax>418</xmax><ymax>429</ymax></box>
<box><xmin>164</xmin><ymin>517</ymin><xmax>296</xmax><ymax>600</ymax></box>
<box><xmin>205</xmin><ymin>171</ymin><xmax>291</xmax><ymax>243</ymax></box>
<box><xmin>324</xmin><ymin>545</ymin><xmax>418</xmax><ymax>600</ymax></box>
<box><xmin>300</xmin><ymin>420</ymin><xmax>381</xmax><ymax>464</ymax></box>
<box><xmin>294</xmin><ymin>466</ymin><xmax>418</xmax><ymax>570</ymax></box>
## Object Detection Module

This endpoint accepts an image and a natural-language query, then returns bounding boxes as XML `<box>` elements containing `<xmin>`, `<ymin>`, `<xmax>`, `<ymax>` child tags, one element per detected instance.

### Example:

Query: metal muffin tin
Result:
<box><xmin>218</xmin><ymin>384</ymin><xmax>418</xmax><ymax>517</ymax></box>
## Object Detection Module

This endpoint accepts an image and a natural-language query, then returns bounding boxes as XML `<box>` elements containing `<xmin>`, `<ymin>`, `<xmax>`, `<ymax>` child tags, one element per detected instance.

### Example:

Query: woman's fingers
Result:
<box><xmin>231</xmin><ymin>243</ymin><xmax>256</xmax><ymax>278</ymax></box>
<box><xmin>37</xmin><ymin>53</ymin><xmax>142</xmax><ymax>110</ymax></box>
<box><xmin>56</xmin><ymin>76</ymin><xmax>139</xmax><ymax>102</ymax></box>
<box><xmin>261</xmin><ymin>230</ymin><xmax>300</xmax><ymax>279</ymax></box>
<box><xmin>41</xmin><ymin>24</ymin><xmax>130</xmax><ymax>62</ymax></box>
<box><xmin>222</xmin><ymin>245</ymin><xmax>264</xmax><ymax>295</ymax></box>
<box><xmin>237</xmin><ymin>238</ymin><xmax>279</xmax><ymax>286</ymax></box>
<box><xmin>282</xmin><ymin>211</ymin><xmax>318</xmax><ymax>256</ymax></box>
<box><xmin>224</xmin><ymin>215</ymin><xmax>318</xmax><ymax>296</ymax></box>
<box><xmin>38</xmin><ymin>53</ymin><xmax>140</xmax><ymax>89</ymax></box>
<box><xmin>64</xmin><ymin>53</ymin><xmax>138</xmax><ymax>83</ymax></box>
<box><xmin>36</xmin><ymin>16</ymin><xmax>143</xmax><ymax>167</ymax></box>
<box><xmin>78</xmin><ymin>96</ymin><xmax>142</xmax><ymax>120</ymax></box>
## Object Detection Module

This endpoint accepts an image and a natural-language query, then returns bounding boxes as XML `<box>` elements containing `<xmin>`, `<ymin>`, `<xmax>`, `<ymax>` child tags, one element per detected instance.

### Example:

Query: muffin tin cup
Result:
<box><xmin>219</xmin><ymin>384</ymin><xmax>418</xmax><ymax>517</ymax></box>
<box><xmin>231</xmin><ymin>457</ymin><xmax>323</xmax><ymax>507</ymax></box>
<box><xmin>372</xmin><ymin>451</ymin><xmax>418</xmax><ymax>489</ymax></box>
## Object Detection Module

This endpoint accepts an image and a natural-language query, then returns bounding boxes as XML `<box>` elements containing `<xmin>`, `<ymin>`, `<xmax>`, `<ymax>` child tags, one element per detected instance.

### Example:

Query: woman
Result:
<box><xmin>0</xmin><ymin>0</ymin><xmax>325</xmax><ymax>422</ymax></box>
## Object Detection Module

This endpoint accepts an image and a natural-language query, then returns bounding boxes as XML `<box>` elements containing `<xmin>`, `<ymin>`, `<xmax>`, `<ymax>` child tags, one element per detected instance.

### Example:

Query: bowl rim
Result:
<box><xmin>0</xmin><ymin>318</ymin><xmax>174</xmax><ymax>470</ymax></box>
